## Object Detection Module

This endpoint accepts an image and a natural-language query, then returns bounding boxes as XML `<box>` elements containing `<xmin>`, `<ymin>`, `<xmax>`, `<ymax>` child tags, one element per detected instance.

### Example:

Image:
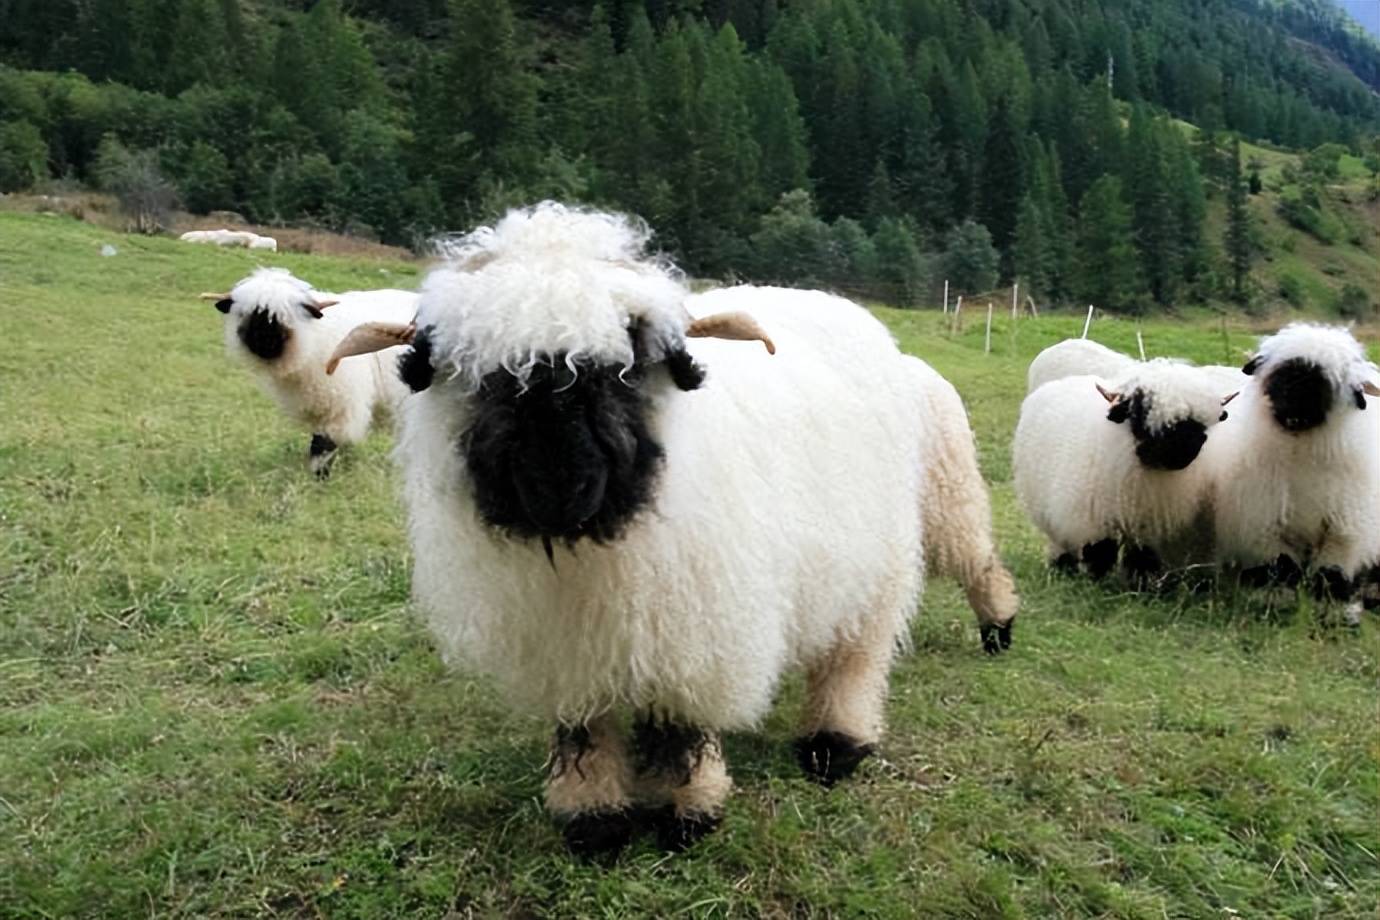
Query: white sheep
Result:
<box><xmin>1026</xmin><ymin>338</ymin><xmax>1136</xmax><ymax>393</ymax></box>
<box><xmin>199</xmin><ymin>268</ymin><xmax>416</xmax><ymax>476</ymax></box>
<box><xmin>248</xmin><ymin>234</ymin><xmax>278</xmax><ymax>251</ymax></box>
<box><xmin>328</xmin><ymin>203</ymin><xmax>928</xmax><ymax>857</ymax></box>
<box><xmin>1201</xmin><ymin>323</ymin><xmax>1380</xmax><ymax>609</ymax></box>
<box><xmin>1014</xmin><ymin>359</ymin><xmax>1234</xmax><ymax>582</ymax></box>
<box><xmin>903</xmin><ymin>356</ymin><xmax>1019</xmax><ymax>652</ymax></box>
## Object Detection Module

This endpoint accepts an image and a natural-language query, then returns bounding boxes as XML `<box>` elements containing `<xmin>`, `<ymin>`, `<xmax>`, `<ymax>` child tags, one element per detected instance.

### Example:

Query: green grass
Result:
<box><xmin>2</xmin><ymin>212</ymin><xmax>1378</xmax><ymax>918</ymax></box>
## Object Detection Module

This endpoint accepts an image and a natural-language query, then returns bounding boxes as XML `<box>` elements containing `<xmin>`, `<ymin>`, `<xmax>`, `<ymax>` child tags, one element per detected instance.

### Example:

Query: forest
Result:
<box><xmin>1</xmin><ymin>0</ymin><xmax>1378</xmax><ymax>312</ymax></box>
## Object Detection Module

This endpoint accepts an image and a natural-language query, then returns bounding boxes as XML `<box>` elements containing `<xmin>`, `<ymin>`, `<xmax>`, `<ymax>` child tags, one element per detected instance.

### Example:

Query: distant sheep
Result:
<box><xmin>1201</xmin><ymin>323</ymin><xmax>1380</xmax><ymax>608</ymax></box>
<box><xmin>180</xmin><ymin>228</ymin><xmax>277</xmax><ymax>251</ymax></box>
<box><xmin>1026</xmin><ymin>339</ymin><xmax>1136</xmax><ymax>393</ymax></box>
<box><xmin>328</xmin><ymin>204</ymin><xmax>930</xmax><ymax>857</ymax></box>
<box><xmin>199</xmin><ymin>268</ymin><xmax>416</xmax><ymax>476</ymax></box>
<box><xmin>1014</xmin><ymin>360</ymin><xmax>1234</xmax><ymax>582</ymax></box>
<box><xmin>904</xmin><ymin>356</ymin><xmax>1019</xmax><ymax>652</ymax></box>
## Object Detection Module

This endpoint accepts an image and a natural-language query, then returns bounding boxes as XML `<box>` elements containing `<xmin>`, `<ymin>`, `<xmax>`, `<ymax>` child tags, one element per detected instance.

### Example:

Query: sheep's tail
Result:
<box><xmin>911</xmin><ymin>361</ymin><xmax>1020</xmax><ymax>630</ymax></box>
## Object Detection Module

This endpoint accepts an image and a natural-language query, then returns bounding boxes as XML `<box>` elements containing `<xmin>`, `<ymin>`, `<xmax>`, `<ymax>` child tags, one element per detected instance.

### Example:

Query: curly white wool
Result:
<box><xmin>1026</xmin><ymin>339</ymin><xmax>1137</xmax><ymax>393</ymax></box>
<box><xmin>418</xmin><ymin>204</ymin><xmax>688</xmax><ymax>391</ymax></box>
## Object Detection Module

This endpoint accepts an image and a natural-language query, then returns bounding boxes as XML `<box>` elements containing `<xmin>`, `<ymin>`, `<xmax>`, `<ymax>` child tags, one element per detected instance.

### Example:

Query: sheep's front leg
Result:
<box><xmin>795</xmin><ymin>616</ymin><xmax>895</xmax><ymax>786</ymax></box>
<box><xmin>545</xmin><ymin>716</ymin><xmax>635</xmax><ymax>859</ymax></box>
<box><xmin>633</xmin><ymin>716</ymin><xmax>731</xmax><ymax>851</ymax></box>
<box><xmin>308</xmin><ymin>433</ymin><xmax>338</xmax><ymax>479</ymax></box>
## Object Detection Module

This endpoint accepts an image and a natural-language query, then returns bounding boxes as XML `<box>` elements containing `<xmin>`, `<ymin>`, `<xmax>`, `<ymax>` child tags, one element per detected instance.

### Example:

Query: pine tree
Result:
<box><xmin>978</xmin><ymin>96</ymin><xmax>1025</xmax><ymax>279</ymax></box>
<box><xmin>1013</xmin><ymin>193</ymin><xmax>1049</xmax><ymax>300</ymax></box>
<box><xmin>1124</xmin><ymin>106</ymin><xmax>1179</xmax><ymax>306</ymax></box>
<box><xmin>1224</xmin><ymin>137</ymin><xmax>1253</xmax><ymax>303</ymax></box>
<box><xmin>1075</xmin><ymin>175</ymin><xmax>1141</xmax><ymax>314</ymax></box>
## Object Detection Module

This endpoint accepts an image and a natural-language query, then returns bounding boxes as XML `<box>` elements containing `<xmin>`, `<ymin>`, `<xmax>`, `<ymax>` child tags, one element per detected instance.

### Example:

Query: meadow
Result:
<box><xmin>1</xmin><ymin>211</ymin><xmax>1377</xmax><ymax>918</ymax></box>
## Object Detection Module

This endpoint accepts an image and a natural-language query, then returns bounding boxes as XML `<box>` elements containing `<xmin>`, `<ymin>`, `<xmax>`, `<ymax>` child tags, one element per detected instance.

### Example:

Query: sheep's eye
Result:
<box><xmin>1219</xmin><ymin>411</ymin><xmax>1229</xmax><ymax>422</ymax></box>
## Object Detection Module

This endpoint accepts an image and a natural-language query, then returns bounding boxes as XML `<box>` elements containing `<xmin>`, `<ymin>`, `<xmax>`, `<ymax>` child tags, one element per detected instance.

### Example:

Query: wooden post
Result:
<box><xmin>1136</xmin><ymin>328</ymin><xmax>1147</xmax><ymax>361</ymax></box>
<box><xmin>1026</xmin><ymin>295</ymin><xmax>1039</xmax><ymax>318</ymax></box>
<box><xmin>1011</xmin><ymin>282</ymin><xmax>1019</xmax><ymax>321</ymax></box>
<box><xmin>952</xmin><ymin>295</ymin><xmax>964</xmax><ymax>335</ymax></box>
<box><xmin>1081</xmin><ymin>304</ymin><xmax>1094</xmax><ymax>339</ymax></box>
<box><xmin>985</xmin><ymin>302</ymin><xmax>994</xmax><ymax>354</ymax></box>
<box><xmin>942</xmin><ymin>279</ymin><xmax>949</xmax><ymax>316</ymax></box>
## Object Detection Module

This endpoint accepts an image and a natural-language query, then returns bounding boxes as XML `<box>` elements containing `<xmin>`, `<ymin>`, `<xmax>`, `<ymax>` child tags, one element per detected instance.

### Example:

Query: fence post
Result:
<box><xmin>942</xmin><ymin>279</ymin><xmax>949</xmax><ymax>316</ymax></box>
<box><xmin>985</xmin><ymin>302</ymin><xmax>994</xmax><ymax>354</ymax></box>
<box><xmin>1081</xmin><ymin>304</ymin><xmax>1095</xmax><ymax>339</ymax></box>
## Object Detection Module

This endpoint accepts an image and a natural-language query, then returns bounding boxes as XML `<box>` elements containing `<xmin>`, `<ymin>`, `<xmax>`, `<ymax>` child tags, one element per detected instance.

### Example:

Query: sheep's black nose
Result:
<box><xmin>1137</xmin><ymin>421</ymin><xmax>1207</xmax><ymax>471</ymax></box>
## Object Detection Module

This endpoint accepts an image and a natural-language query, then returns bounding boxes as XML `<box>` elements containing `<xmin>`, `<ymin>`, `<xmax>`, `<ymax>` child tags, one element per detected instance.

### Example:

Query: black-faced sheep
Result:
<box><xmin>1202</xmin><ymin>323</ymin><xmax>1380</xmax><ymax>610</ymax></box>
<box><xmin>1014</xmin><ymin>360</ymin><xmax>1235</xmax><ymax>583</ymax></box>
<box><xmin>201</xmin><ymin>268</ymin><xmax>416</xmax><ymax>477</ymax></box>
<box><xmin>328</xmin><ymin>204</ymin><xmax>930</xmax><ymax>857</ymax></box>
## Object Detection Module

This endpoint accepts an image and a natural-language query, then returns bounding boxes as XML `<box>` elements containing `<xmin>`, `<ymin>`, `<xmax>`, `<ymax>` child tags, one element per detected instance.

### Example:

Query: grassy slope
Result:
<box><xmin>1</xmin><ymin>212</ymin><xmax>1377</xmax><ymax>919</ymax></box>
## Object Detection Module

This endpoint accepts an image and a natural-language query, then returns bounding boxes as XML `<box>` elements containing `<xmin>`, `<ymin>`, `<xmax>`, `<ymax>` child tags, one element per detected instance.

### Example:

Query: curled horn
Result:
<box><xmin>686</xmin><ymin>310</ymin><xmax>777</xmax><ymax>354</ymax></box>
<box><xmin>1364</xmin><ymin>381</ymin><xmax>1380</xmax><ymax>398</ymax></box>
<box><xmin>199</xmin><ymin>292</ymin><xmax>230</xmax><ymax>301</ymax></box>
<box><xmin>1221</xmin><ymin>391</ymin><xmax>1240</xmax><ymax>406</ymax></box>
<box><xmin>1095</xmin><ymin>383</ymin><xmax>1119</xmax><ymax>404</ymax></box>
<box><xmin>326</xmin><ymin>321</ymin><xmax>416</xmax><ymax>375</ymax></box>
<box><xmin>313</xmin><ymin>298</ymin><xmax>340</xmax><ymax>310</ymax></box>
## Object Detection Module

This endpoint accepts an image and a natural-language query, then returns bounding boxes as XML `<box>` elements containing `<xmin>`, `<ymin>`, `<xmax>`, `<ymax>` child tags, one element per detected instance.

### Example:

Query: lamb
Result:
<box><xmin>328</xmin><ymin>203</ymin><xmax>929</xmax><ymax>857</ymax></box>
<box><xmin>903</xmin><ymin>356</ymin><xmax>1019</xmax><ymax>653</ymax></box>
<box><xmin>1013</xmin><ymin>359</ymin><xmax>1235</xmax><ymax>582</ymax></box>
<box><xmin>1026</xmin><ymin>338</ymin><xmax>1136</xmax><ymax>393</ymax></box>
<box><xmin>198</xmin><ymin>268</ymin><xmax>417</xmax><ymax>477</ymax></box>
<box><xmin>1201</xmin><ymin>323</ymin><xmax>1380</xmax><ymax>608</ymax></box>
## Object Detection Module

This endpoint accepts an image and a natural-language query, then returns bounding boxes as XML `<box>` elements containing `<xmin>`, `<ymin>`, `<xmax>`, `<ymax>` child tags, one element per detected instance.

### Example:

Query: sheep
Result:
<box><xmin>1201</xmin><ymin>323</ymin><xmax>1380</xmax><ymax>610</ymax></box>
<box><xmin>1014</xmin><ymin>359</ymin><xmax>1235</xmax><ymax>583</ymax></box>
<box><xmin>903</xmin><ymin>356</ymin><xmax>1019</xmax><ymax>653</ymax></box>
<box><xmin>199</xmin><ymin>268</ymin><xmax>417</xmax><ymax>477</ymax></box>
<box><xmin>180</xmin><ymin>228</ymin><xmax>277</xmax><ymax>250</ymax></box>
<box><xmin>327</xmin><ymin>203</ymin><xmax>929</xmax><ymax>857</ymax></box>
<box><xmin>1026</xmin><ymin>338</ymin><xmax>1136</xmax><ymax>393</ymax></box>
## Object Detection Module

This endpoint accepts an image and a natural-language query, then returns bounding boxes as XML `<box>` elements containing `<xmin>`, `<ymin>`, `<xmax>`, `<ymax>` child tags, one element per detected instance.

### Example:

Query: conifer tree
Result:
<box><xmin>1075</xmin><ymin>175</ymin><xmax>1141</xmax><ymax>313</ymax></box>
<box><xmin>1224</xmin><ymin>137</ymin><xmax>1253</xmax><ymax>303</ymax></box>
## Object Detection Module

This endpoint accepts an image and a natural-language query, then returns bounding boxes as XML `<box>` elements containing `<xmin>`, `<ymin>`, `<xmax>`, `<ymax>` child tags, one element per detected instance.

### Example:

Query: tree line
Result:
<box><xmin>0</xmin><ymin>0</ymin><xmax>1377</xmax><ymax>312</ymax></box>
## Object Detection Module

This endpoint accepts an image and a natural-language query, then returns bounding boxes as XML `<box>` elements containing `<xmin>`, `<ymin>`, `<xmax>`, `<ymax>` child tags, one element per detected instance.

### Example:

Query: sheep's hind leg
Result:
<box><xmin>308</xmin><ymin>433</ymin><xmax>338</xmax><ymax>479</ymax></box>
<box><xmin>632</xmin><ymin>716</ymin><xmax>731</xmax><ymax>851</ymax></box>
<box><xmin>795</xmin><ymin>615</ymin><xmax>894</xmax><ymax>786</ymax></box>
<box><xmin>545</xmin><ymin>716</ymin><xmax>635</xmax><ymax>859</ymax></box>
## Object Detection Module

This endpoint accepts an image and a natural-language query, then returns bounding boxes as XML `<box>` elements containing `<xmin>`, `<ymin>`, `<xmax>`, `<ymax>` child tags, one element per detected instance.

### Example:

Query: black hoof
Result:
<box><xmin>980</xmin><ymin>620</ymin><xmax>1013</xmax><ymax>655</ymax></box>
<box><xmin>794</xmin><ymin>731</ymin><xmax>874</xmax><ymax>787</ymax></box>
<box><xmin>1052</xmin><ymin>553</ymin><xmax>1079</xmax><ymax>577</ymax></box>
<box><xmin>651</xmin><ymin>806</ymin><xmax>721</xmax><ymax>852</ymax></box>
<box><xmin>561</xmin><ymin>809</ymin><xmax>635</xmax><ymax>860</ymax></box>
<box><xmin>1364</xmin><ymin>595</ymin><xmax>1379</xmax><ymax>612</ymax></box>
<box><xmin>1122</xmin><ymin>544</ymin><xmax>1162</xmax><ymax>588</ymax></box>
<box><xmin>1311</xmin><ymin>566</ymin><xmax>1355</xmax><ymax>602</ymax></box>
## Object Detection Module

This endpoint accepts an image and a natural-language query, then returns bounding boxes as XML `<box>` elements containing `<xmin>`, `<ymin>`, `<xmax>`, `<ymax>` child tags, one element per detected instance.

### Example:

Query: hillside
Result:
<box><xmin>2</xmin><ymin>211</ymin><xmax>1376</xmax><ymax>917</ymax></box>
<box><xmin>0</xmin><ymin>0</ymin><xmax>1378</xmax><ymax>316</ymax></box>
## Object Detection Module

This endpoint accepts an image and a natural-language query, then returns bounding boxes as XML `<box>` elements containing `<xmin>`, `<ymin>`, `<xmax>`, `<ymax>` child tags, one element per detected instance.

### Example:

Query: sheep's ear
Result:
<box><xmin>1353</xmin><ymin>388</ymin><xmax>1367</xmax><ymax>410</ymax></box>
<box><xmin>664</xmin><ymin>346</ymin><xmax>706</xmax><ymax>391</ymax></box>
<box><xmin>302</xmin><ymin>298</ymin><xmax>338</xmax><ymax>320</ymax></box>
<box><xmin>200</xmin><ymin>292</ymin><xmax>232</xmax><ymax>314</ymax></box>
<box><xmin>1242</xmin><ymin>355</ymin><xmax>1264</xmax><ymax>375</ymax></box>
<box><xmin>326</xmin><ymin>321</ymin><xmax>416</xmax><ymax>375</ymax></box>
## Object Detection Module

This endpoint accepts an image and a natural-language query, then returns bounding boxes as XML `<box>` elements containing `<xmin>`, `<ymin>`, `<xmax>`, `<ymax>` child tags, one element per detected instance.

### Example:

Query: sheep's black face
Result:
<box><xmin>462</xmin><ymin>356</ymin><xmax>665</xmax><ymax>546</ymax></box>
<box><xmin>1110</xmin><ymin>391</ymin><xmax>1207</xmax><ymax>471</ymax></box>
<box><xmin>238</xmin><ymin>308</ymin><xmax>289</xmax><ymax>360</ymax></box>
<box><xmin>1262</xmin><ymin>358</ymin><xmax>1332</xmax><ymax>433</ymax></box>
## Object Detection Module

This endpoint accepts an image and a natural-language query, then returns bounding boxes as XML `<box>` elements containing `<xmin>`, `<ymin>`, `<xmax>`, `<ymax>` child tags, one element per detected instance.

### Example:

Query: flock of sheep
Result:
<box><xmin>1016</xmin><ymin>331</ymin><xmax>1380</xmax><ymax>619</ymax></box>
<box><xmin>194</xmin><ymin>202</ymin><xmax>1376</xmax><ymax>859</ymax></box>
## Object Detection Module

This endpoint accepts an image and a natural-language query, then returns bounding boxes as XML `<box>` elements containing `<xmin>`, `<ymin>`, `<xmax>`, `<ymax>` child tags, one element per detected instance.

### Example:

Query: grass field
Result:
<box><xmin>2</xmin><ymin>212</ymin><xmax>1378</xmax><ymax>919</ymax></box>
